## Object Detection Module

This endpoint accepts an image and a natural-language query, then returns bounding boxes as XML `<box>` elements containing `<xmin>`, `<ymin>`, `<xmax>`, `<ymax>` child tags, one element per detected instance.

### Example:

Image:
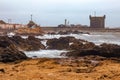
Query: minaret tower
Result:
<box><xmin>31</xmin><ymin>14</ymin><xmax>33</xmax><ymax>21</ymax></box>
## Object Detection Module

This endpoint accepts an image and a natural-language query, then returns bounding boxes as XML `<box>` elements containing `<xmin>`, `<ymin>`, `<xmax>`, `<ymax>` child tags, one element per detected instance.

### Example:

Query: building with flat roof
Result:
<box><xmin>89</xmin><ymin>15</ymin><xmax>106</xmax><ymax>28</ymax></box>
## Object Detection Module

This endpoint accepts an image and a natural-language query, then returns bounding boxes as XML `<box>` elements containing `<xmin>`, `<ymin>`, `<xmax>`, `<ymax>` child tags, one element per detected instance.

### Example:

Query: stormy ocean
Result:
<box><xmin>23</xmin><ymin>33</ymin><xmax>120</xmax><ymax>58</ymax></box>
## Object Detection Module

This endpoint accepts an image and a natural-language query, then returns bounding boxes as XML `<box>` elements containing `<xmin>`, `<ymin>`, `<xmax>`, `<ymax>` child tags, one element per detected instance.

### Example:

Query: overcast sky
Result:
<box><xmin>0</xmin><ymin>0</ymin><xmax>120</xmax><ymax>27</ymax></box>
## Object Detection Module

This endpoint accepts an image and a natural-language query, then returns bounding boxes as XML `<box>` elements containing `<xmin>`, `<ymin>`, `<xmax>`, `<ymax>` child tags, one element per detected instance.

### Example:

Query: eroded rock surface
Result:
<box><xmin>0</xmin><ymin>36</ymin><xmax>27</xmax><ymax>62</ymax></box>
<box><xmin>66</xmin><ymin>43</ymin><xmax>120</xmax><ymax>58</ymax></box>
<box><xmin>46</xmin><ymin>36</ymin><xmax>86</xmax><ymax>50</ymax></box>
<box><xmin>10</xmin><ymin>36</ymin><xmax>45</xmax><ymax>51</ymax></box>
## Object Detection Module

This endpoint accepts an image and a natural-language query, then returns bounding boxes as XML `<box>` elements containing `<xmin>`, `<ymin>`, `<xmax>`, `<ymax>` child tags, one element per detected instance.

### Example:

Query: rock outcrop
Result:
<box><xmin>0</xmin><ymin>36</ymin><xmax>27</xmax><ymax>62</ymax></box>
<box><xmin>65</xmin><ymin>42</ymin><xmax>120</xmax><ymax>58</ymax></box>
<box><xmin>69</xmin><ymin>41</ymin><xmax>95</xmax><ymax>50</ymax></box>
<box><xmin>46</xmin><ymin>36</ymin><xmax>120</xmax><ymax>58</ymax></box>
<box><xmin>57</xmin><ymin>30</ymin><xmax>89</xmax><ymax>35</ymax></box>
<box><xmin>15</xmin><ymin>27</ymin><xmax>44</xmax><ymax>36</ymax></box>
<box><xmin>46</xmin><ymin>36</ymin><xmax>83</xmax><ymax>50</ymax></box>
<box><xmin>10</xmin><ymin>36</ymin><xmax>45</xmax><ymax>51</ymax></box>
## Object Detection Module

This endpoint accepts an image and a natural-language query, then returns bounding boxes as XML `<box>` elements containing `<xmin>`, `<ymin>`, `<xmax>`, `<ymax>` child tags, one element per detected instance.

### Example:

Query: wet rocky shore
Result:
<box><xmin>0</xmin><ymin>33</ymin><xmax>120</xmax><ymax>63</ymax></box>
<box><xmin>0</xmin><ymin>31</ymin><xmax>120</xmax><ymax>80</ymax></box>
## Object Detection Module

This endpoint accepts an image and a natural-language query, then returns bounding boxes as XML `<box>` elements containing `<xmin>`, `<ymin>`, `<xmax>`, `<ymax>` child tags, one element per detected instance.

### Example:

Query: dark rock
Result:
<box><xmin>33</xmin><ymin>56</ymin><xmax>37</xmax><ymax>58</ymax></box>
<box><xmin>57</xmin><ymin>31</ymin><xmax>70</xmax><ymax>35</ymax></box>
<box><xmin>26</xmin><ymin>36</ymin><xmax>45</xmax><ymax>51</ymax></box>
<box><xmin>10</xmin><ymin>36</ymin><xmax>25</xmax><ymax>45</ymax></box>
<box><xmin>69</xmin><ymin>41</ymin><xmax>95</xmax><ymax>50</ymax></box>
<box><xmin>0</xmin><ymin>41</ymin><xmax>11</xmax><ymax>48</ymax></box>
<box><xmin>98</xmin><ymin>43</ymin><xmax>120</xmax><ymax>57</ymax></box>
<box><xmin>0</xmin><ymin>36</ymin><xmax>27</xmax><ymax>63</ymax></box>
<box><xmin>0</xmin><ymin>69</ymin><xmax>5</xmax><ymax>73</ymax></box>
<box><xmin>66</xmin><ymin>41</ymin><xmax>96</xmax><ymax>56</ymax></box>
<box><xmin>46</xmin><ymin>36</ymin><xmax>88</xmax><ymax>50</ymax></box>
<box><xmin>10</xmin><ymin>36</ymin><xmax>45</xmax><ymax>51</ymax></box>
<box><xmin>47</xmin><ymin>32</ymin><xmax>56</xmax><ymax>35</ymax></box>
<box><xmin>72</xmin><ymin>30</ymin><xmax>83</xmax><ymax>34</ymax></box>
<box><xmin>65</xmin><ymin>42</ymin><xmax>120</xmax><ymax>58</ymax></box>
<box><xmin>57</xmin><ymin>30</ymin><xmax>90</xmax><ymax>35</ymax></box>
<box><xmin>46</xmin><ymin>36</ymin><xmax>77</xmax><ymax>50</ymax></box>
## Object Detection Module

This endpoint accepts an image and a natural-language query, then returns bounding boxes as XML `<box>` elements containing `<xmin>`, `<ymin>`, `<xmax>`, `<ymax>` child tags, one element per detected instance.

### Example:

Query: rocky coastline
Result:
<box><xmin>0</xmin><ymin>32</ymin><xmax>120</xmax><ymax>80</ymax></box>
<box><xmin>1</xmin><ymin>33</ymin><xmax>120</xmax><ymax>62</ymax></box>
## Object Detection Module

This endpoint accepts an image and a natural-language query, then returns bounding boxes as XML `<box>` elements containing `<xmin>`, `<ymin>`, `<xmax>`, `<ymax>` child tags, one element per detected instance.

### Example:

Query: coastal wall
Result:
<box><xmin>41</xmin><ymin>27</ymin><xmax>120</xmax><ymax>33</ymax></box>
<box><xmin>1</xmin><ymin>27</ymin><xmax>120</xmax><ymax>35</ymax></box>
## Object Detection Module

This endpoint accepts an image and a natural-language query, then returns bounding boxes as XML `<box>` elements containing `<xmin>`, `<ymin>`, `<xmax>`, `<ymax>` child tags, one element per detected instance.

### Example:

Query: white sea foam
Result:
<box><xmin>36</xmin><ymin>34</ymin><xmax>120</xmax><ymax>45</ymax></box>
<box><xmin>35</xmin><ymin>34</ymin><xmax>66</xmax><ymax>39</ymax></box>
<box><xmin>21</xmin><ymin>36</ymin><xmax>28</xmax><ymax>39</ymax></box>
<box><xmin>69</xmin><ymin>42</ymin><xmax>74</xmax><ymax>46</ymax></box>
<box><xmin>24</xmin><ymin>33</ymin><xmax>120</xmax><ymax>58</ymax></box>
<box><xmin>7</xmin><ymin>32</ymin><xmax>15</xmax><ymax>37</ymax></box>
<box><xmin>41</xmin><ymin>40</ymin><xmax>47</xmax><ymax>47</ymax></box>
<box><xmin>24</xmin><ymin>50</ymin><xmax>68</xmax><ymax>58</ymax></box>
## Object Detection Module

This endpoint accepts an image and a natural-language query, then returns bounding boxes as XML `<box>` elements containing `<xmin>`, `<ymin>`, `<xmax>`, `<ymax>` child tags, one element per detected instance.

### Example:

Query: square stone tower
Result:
<box><xmin>89</xmin><ymin>15</ymin><xmax>106</xmax><ymax>28</ymax></box>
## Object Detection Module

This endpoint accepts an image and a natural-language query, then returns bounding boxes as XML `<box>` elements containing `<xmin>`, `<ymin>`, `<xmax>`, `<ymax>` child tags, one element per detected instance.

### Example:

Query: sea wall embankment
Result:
<box><xmin>41</xmin><ymin>27</ymin><xmax>120</xmax><ymax>34</ymax></box>
<box><xmin>1</xmin><ymin>27</ymin><xmax>120</xmax><ymax>35</ymax></box>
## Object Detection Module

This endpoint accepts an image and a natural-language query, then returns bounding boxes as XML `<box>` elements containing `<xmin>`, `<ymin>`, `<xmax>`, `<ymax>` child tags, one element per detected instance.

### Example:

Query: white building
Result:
<box><xmin>0</xmin><ymin>20</ymin><xmax>27</xmax><ymax>29</ymax></box>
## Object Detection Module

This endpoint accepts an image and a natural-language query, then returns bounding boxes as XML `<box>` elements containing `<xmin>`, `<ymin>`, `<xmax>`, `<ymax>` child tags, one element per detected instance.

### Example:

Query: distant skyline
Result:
<box><xmin>0</xmin><ymin>0</ymin><xmax>120</xmax><ymax>28</ymax></box>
